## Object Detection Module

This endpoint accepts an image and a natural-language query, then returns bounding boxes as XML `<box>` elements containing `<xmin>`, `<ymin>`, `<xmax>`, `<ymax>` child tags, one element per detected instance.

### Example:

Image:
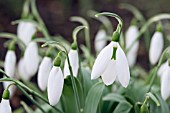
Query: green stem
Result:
<box><xmin>70</xmin><ymin>17</ymin><xmax>91</xmax><ymax>53</ymax></box>
<box><xmin>31</xmin><ymin>0</ymin><xmax>51</xmax><ymax>40</ymax></box>
<box><xmin>67</xmin><ymin>55</ymin><xmax>81</xmax><ymax>113</ymax></box>
<box><xmin>0</xmin><ymin>72</ymin><xmax>64</xmax><ymax>113</ymax></box>
<box><xmin>16</xmin><ymin>84</ymin><xmax>46</xmax><ymax>113</ymax></box>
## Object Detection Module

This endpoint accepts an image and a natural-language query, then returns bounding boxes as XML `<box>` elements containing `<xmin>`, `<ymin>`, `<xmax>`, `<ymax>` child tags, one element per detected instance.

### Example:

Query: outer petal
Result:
<box><xmin>64</xmin><ymin>50</ymin><xmax>79</xmax><ymax>77</ymax></box>
<box><xmin>17</xmin><ymin>58</ymin><xmax>32</xmax><ymax>81</ymax></box>
<box><xmin>91</xmin><ymin>42</ymin><xmax>116</xmax><ymax>79</ymax></box>
<box><xmin>161</xmin><ymin>66</ymin><xmax>170</xmax><ymax>100</ymax></box>
<box><xmin>4</xmin><ymin>50</ymin><xmax>16</xmax><ymax>78</ymax></box>
<box><xmin>38</xmin><ymin>57</ymin><xmax>52</xmax><ymax>91</ymax></box>
<box><xmin>0</xmin><ymin>99</ymin><xmax>12</xmax><ymax>113</ymax></box>
<box><xmin>24</xmin><ymin>41</ymin><xmax>39</xmax><ymax>76</ymax></box>
<box><xmin>47</xmin><ymin>66</ymin><xmax>64</xmax><ymax>106</ymax></box>
<box><xmin>17</xmin><ymin>22</ymin><xmax>36</xmax><ymax>46</ymax></box>
<box><xmin>125</xmin><ymin>25</ymin><xmax>139</xmax><ymax>67</ymax></box>
<box><xmin>101</xmin><ymin>60</ymin><xmax>117</xmax><ymax>85</ymax></box>
<box><xmin>149</xmin><ymin>32</ymin><xmax>164</xmax><ymax>65</ymax></box>
<box><xmin>94</xmin><ymin>29</ymin><xmax>107</xmax><ymax>52</ymax></box>
<box><xmin>116</xmin><ymin>44</ymin><xmax>130</xmax><ymax>88</ymax></box>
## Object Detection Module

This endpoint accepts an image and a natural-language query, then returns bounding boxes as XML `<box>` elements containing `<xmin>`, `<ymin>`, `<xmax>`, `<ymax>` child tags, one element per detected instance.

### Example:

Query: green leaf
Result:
<box><xmin>61</xmin><ymin>76</ymin><xmax>84</xmax><ymax>113</ymax></box>
<box><xmin>146</xmin><ymin>92</ymin><xmax>160</xmax><ymax>106</ymax></box>
<box><xmin>21</xmin><ymin>101</ymin><xmax>34</xmax><ymax>113</ymax></box>
<box><xmin>84</xmin><ymin>82</ymin><xmax>105</xmax><ymax>113</ymax></box>
<box><xmin>113</xmin><ymin>102</ymin><xmax>132</xmax><ymax>113</ymax></box>
<box><xmin>103</xmin><ymin>93</ymin><xmax>126</xmax><ymax>103</ymax></box>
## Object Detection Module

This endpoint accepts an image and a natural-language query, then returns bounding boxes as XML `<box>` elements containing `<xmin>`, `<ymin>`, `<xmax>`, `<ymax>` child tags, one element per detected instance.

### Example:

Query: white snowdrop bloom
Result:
<box><xmin>4</xmin><ymin>50</ymin><xmax>16</xmax><ymax>78</ymax></box>
<box><xmin>0</xmin><ymin>99</ymin><xmax>12</xmax><ymax>113</ymax></box>
<box><xmin>17</xmin><ymin>58</ymin><xmax>32</xmax><ymax>81</ymax></box>
<box><xmin>158</xmin><ymin>61</ymin><xmax>168</xmax><ymax>77</ymax></box>
<box><xmin>160</xmin><ymin>63</ymin><xmax>170</xmax><ymax>100</ymax></box>
<box><xmin>47</xmin><ymin>66</ymin><xmax>64</xmax><ymax>106</ymax></box>
<box><xmin>125</xmin><ymin>25</ymin><xmax>139</xmax><ymax>67</ymax></box>
<box><xmin>38</xmin><ymin>57</ymin><xmax>52</xmax><ymax>91</ymax></box>
<box><xmin>17</xmin><ymin>22</ymin><xmax>36</xmax><ymax>46</ymax></box>
<box><xmin>94</xmin><ymin>29</ymin><xmax>107</xmax><ymax>52</ymax></box>
<box><xmin>149</xmin><ymin>31</ymin><xmax>164</xmax><ymax>65</ymax></box>
<box><xmin>4</xmin><ymin>50</ymin><xmax>16</xmax><ymax>96</ymax></box>
<box><xmin>64</xmin><ymin>49</ymin><xmax>79</xmax><ymax>78</ymax></box>
<box><xmin>24</xmin><ymin>41</ymin><xmax>39</xmax><ymax>77</ymax></box>
<box><xmin>91</xmin><ymin>41</ymin><xmax>130</xmax><ymax>87</ymax></box>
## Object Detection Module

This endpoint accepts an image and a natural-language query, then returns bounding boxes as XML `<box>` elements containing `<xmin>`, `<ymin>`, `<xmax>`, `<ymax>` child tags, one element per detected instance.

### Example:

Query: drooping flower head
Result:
<box><xmin>17</xmin><ymin>22</ymin><xmax>36</xmax><ymax>46</ymax></box>
<box><xmin>91</xmin><ymin>31</ymin><xmax>130</xmax><ymax>87</ymax></box>
<box><xmin>38</xmin><ymin>49</ymin><xmax>52</xmax><ymax>91</ymax></box>
<box><xmin>149</xmin><ymin>23</ymin><xmax>164</xmax><ymax>65</ymax></box>
<box><xmin>47</xmin><ymin>53</ymin><xmax>64</xmax><ymax>105</ymax></box>
<box><xmin>125</xmin><ymin>24</ymin><xmax>139</xmax><ymax>67</ymax></box>
<box><xmin>0</xmin><ymin>89</ymin><xmax>12</xmax><ymax>113</ymax></box>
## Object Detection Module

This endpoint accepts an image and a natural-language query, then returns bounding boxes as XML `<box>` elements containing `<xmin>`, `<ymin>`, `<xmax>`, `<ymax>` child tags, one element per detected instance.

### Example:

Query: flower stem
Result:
<box><xmin>67</xmin><ymin>55</ymin><xmax>81</xmax><ymax>113</ymax></box>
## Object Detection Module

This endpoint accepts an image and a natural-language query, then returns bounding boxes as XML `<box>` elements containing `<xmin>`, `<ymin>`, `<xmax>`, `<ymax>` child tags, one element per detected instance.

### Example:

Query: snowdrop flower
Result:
<box><xmin>24</xmin><ymin>41</ymin><xmax>39</xmax><ymax>77</ymax></box>
<box><xmin>0</xmin><ymin>89</ymin><xmax>12</xmax><ymax>113</ymax></box>
<box><xmin>91</xmin><ymin>31</ymin><xmax>130</xmax><ymax>87</ymax></box>
<box><xmin>94</xmin><ymin>29</ymin><xmax>107</xmax><ymax>52</ymax></box>
<box><xmin>159</xmin><ymin>61</ymin><xmax>170</xmax><ymax>100</ymax></box>
<box><xmin>64</xmin><ymin>46</ymin><xmax>79</xmax><ymax>78</ymax></box>
<box><xmin>17</xmin><ymin>22</ymin><xmax>36</xmax><ymax>46</ymax></box>
<box><xmin>17</xmin><ymin>58</ymin><xmax>32</xmax><ymax>81</ymax></box>
<box><xmin>4</xmin><ymin>49</ymin><xmax>16</xmax><ymax>97</ymax></box>
<box><xmin>149</xmin><ymin>31</ymin><xmax>163</xmax><ymax>65</ymax></box>
<box><xmin>38</xmin><ymin>56</ymin><xmax>52</xmax><ymax>91</ymax></box>
<box><xmin>125</xmin><ymin>25</ymin><xmax>139</xmax><ymax>67</ymax></box>
<box><xmin>48</xmin><ymin>55</ymin><xmax>64</xmax><ymax>105</ymax></box>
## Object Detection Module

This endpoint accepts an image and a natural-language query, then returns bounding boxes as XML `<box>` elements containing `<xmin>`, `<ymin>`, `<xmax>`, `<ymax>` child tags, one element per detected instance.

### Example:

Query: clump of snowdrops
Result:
<box><xmin>0</xmin><ymin>1</ymin><xmax>170</xmax><ymax>113</ymax></box>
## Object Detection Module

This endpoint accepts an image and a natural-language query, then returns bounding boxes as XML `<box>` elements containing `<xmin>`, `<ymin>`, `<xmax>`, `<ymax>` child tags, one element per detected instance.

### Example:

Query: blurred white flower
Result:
<box><xmin>17</xmin><ymin>58</ymin><xmax>32</xmax><ymax>81</ymax></box>
<box><xmin>64</xmin><ymin>49</ymin><xmax>79</xmax><ymax>78</ymax></box>
<box><xmin>91</xmin><ymin>41</ymin><xmax>130</xmax><ymax>87</ymax></box>
<box><xmin>149</xmin><ymin>31</ymin><xmax>164</xmax><ymax>65</ymax></box>
<box><xmin>94</xmin><ymin>29</ymin><xmax>107</xmax><ymax>52</ymax></box>
<box><xmin>4</xmin><ymin>50</ymin><xmax>16</xmax><ymax>96</ymax></box>
<box><xmin>125</xmin><ymin>25</ymin><xmax>139</xmax><ymax>67</ymax></box>
<box><xmin>47</xmin><ymin>66</ymin><xmax>64</xmax><ymax>106</ymax></box>
<box><xmin>17</xmin><ymin>22</ymin><xmax>36</xmax><ymax>46</ymax></box>
<box><xmin>24</xmin><ymin>41</ymin><xmax>39</xmax><ymax>77</ymax></box>
<box><xmin>0</xmin><ymin>99</ymin><xmax>12</xmax><ymax>113</ymax></box>
<box><xmin>38</xmin><ymin>57</ymin><xmax>52</xmax><ymax>91</ymax></box>
<box><xmin>160</xmin><ymin>62</ymin><xmax>170</xmax><ymax>100</ymax></box>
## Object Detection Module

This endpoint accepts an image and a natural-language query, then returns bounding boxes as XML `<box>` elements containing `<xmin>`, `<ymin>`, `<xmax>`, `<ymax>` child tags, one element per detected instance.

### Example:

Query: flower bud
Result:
<box><xmin>140</xmin><ymin>104</ymin><xmax>149</xmax><ymax>113</ymax></box>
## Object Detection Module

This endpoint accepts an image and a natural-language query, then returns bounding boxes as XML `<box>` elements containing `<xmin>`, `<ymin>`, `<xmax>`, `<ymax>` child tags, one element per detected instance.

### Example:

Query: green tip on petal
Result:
<box><xmin>54</xmin><ymin>56</ymin><xmax>61</xmax><ymax>67</ymax></box>
<box><xmin>111</xmin><ymin>47</ymin><xmax>117</xmax><ymax>60</ymax></box>
<box><xmin>2</xmin><ymin>89</ymin><xmax>10</xmax><ymax>100</ymax></box>
<box><xmin>71</xmin><ymin>42</ymin><xmax>77</xmax><ymax>50</ymax></box>
<box><xmin>112</xmin><ymin>31</ymin><xmax>120</xmax><ymax>42</ymax></box>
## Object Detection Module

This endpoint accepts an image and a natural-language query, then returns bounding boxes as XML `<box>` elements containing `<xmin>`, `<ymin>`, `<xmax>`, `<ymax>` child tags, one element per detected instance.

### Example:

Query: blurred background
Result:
<box><xmin>0</xmin><ymin>0</ymin><xmax>170</xmax><ymax>111</ymax></box>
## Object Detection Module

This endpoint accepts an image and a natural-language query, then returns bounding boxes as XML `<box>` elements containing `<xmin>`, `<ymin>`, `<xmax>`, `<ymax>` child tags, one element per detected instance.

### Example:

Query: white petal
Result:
<box><xmin>91</xmin><ymin>42</ymin><xmax>116</xmax><ymax>79</ymax></box>
<box><xmin>0</xmin><ymin>99</ymin><xmax>12</xmax><ymax>113</ymax></box>
<box><xmin>101</xmin><ymin>60</ymin><xmax>117</xmax><ymax>85</ymax></box>
<box><xmin>4</xmin><ymin>50</ymin><xmax>16</xmax><ymax>78</ymax></box>
<box><xmin>47</xmin><ymin>66</ymin><xmax>64</xmax><ymax>106</ymax></box>
<box><xmin>17</xmin><ymin>22</ymin><xmax>36</xmax><ymax>46</ymax></box>
<box><xmin>17</xmin><ymin>58</ymin><xmax>32</xmax><ymax>81</ymax></box>
<box><xmin>116</xmin><ymin>44</ymin><xmax>130</xmax><ymax>88</ymax></box>
<box><xmin>161</xmin><ymin>66</ymin><xmax>170</xmax><ymax>100</ymax></box>
<box><xmin>24</xmin><ymin>41</ymin><xmax>39</xmax><ymax>76</ymax></box>
<box><xmin>38</xmin><ymin>57</ymin><xmax>52</xmax><ymax>91</ymax></box>
<box><xmin>94</xmin><ymin>29</ymin><xmax>107</xmax><ymax>52</ymax></box>
<box><xmin>149</xmin><ymin>32</ymin><xmax>164</xmax><ymax>65</ymax></box>
<box><xmin>64</xmin><ymin>50</ymin><xmax>79</xmax><ymax>77</ymax></box>
<box><xmin>125</xmin><ymin>25</ymin><xmax>139</xmax><ymax>67</ymax></box>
